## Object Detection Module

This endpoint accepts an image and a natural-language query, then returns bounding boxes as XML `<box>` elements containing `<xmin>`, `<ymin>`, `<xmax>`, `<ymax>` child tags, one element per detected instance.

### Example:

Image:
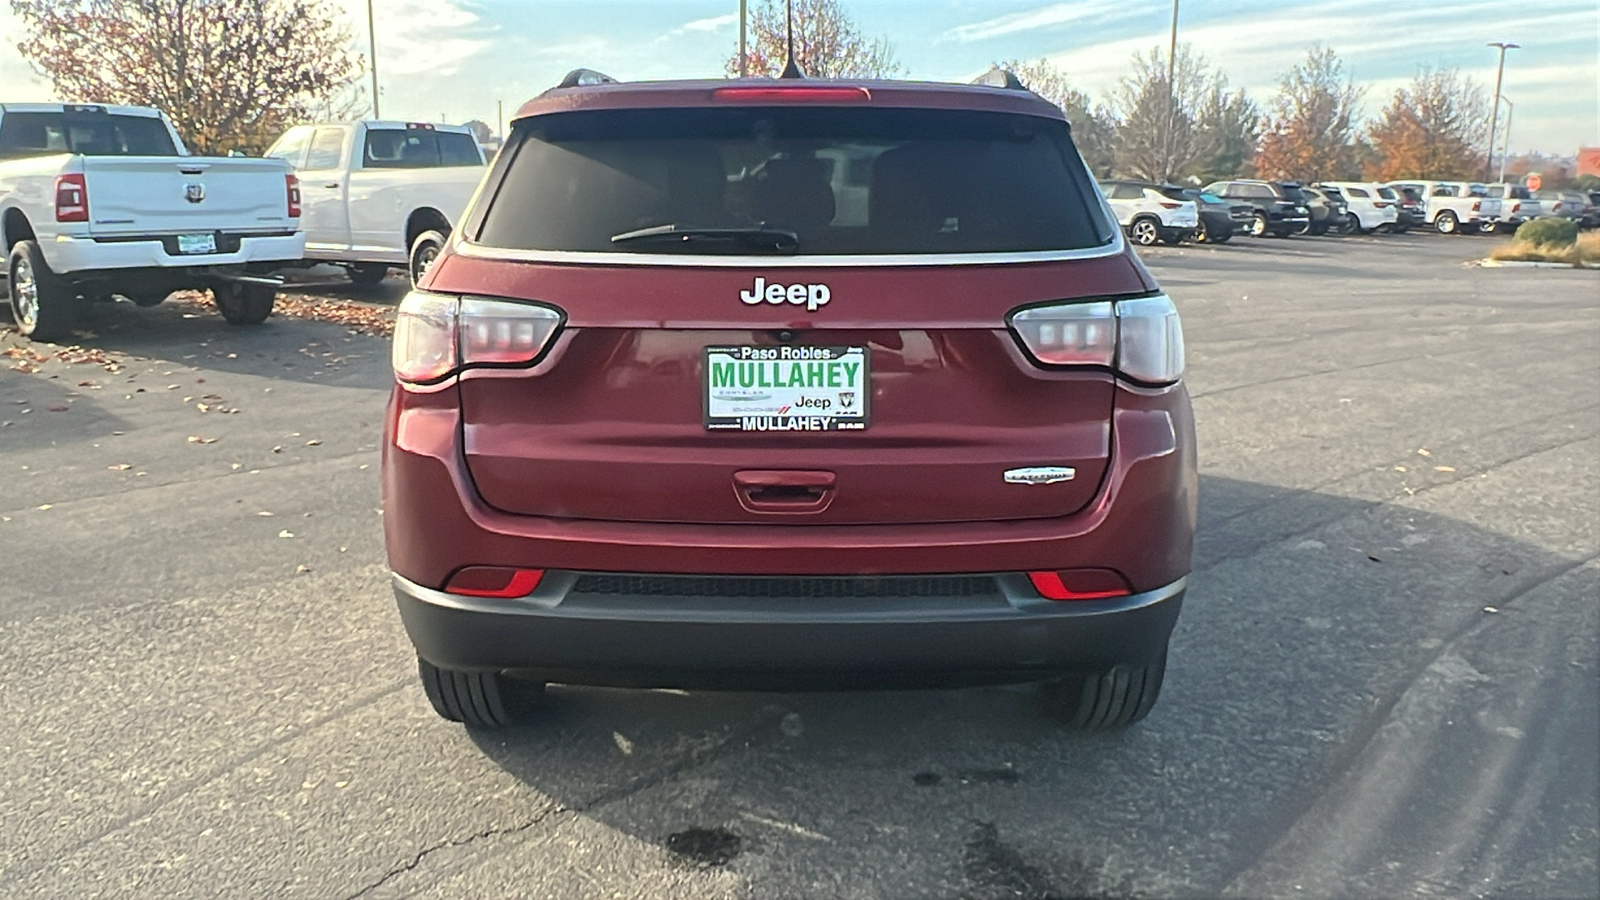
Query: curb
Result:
<box><xmin>1476</xmin><ymin>259</ymin><xmax>1593</xmax><ymax>269</ymax></box>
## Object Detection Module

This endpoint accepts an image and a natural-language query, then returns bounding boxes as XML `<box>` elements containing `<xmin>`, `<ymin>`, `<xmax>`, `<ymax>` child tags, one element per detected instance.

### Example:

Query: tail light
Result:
<box><xmin>54</xmin><ymin>174</ymin><xmax>88</xmax><ymax>222</ymax></box>
<box><xmin>392</xmin><ymin>290</ymin><xmax>564</xmax><ymax>385</ymax></box>
<box><xmin>286</xmin><ymin>174</ymin><xmax>301</xmax><ymax>217</ymax></box>
<box><xmin>1028</xmin><ymin>568</ymin><xmax>1132</xmax><ymax>601</ymax></box>
<box><xmin>1158</xmin><ymin>201</ymin><xmax>1182</xmax><ymax>209</ymax></box>
<box><xmin>1009</xmin><ymin>294</ymin><xmax>1184</xmax><ymax>385</ymax></box>
<box><xmin>444</xmin><ymin>566</ymin><xmax>544</xmax><ymax>598</ymax></box>
<box><xmin>1374</xmin><ymin>201</ymin><xmax>1392</xmax><ymax>208</ymax></box>
<box><xmin>1472</xmin><ymin>201</ymin><xmax>1482</xmax><ymax>212</ymax></box>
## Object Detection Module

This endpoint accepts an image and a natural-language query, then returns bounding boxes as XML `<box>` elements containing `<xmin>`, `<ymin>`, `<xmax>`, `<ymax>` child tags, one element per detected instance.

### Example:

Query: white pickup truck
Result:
<box><xmin>1385</xmin><ymin>180</ymin><xmax>1502</xmax><ymax>235</ymax></box>
<box><xmin>0</xmin><ymin>103</ymin><xmax>304</xmax><ymax>341</ymax></box>
<box><xmin>264</xmin><ymin>121</ymin><xmax>485</xmax><ymax>285</ymax></box>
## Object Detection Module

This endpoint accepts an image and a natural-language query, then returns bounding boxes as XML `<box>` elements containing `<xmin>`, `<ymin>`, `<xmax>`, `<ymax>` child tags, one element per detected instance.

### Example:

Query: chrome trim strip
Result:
<box><xmin>451</xmin><ymin>233</ymin><xmax>1126</xmax><ymax>269</ymax></box>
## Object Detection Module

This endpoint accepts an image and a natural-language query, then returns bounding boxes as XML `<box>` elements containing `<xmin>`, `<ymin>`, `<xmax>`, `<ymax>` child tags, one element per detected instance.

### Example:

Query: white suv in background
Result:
<box><xmin>1098</xmin><ymin>180</ymin><xmax>1199</xmax><ymax>245</ymax></box>
<box><xmin>1319</xmin><ymin>182</ymin><xmax>1399</xmax><ymax>234</ymax></box>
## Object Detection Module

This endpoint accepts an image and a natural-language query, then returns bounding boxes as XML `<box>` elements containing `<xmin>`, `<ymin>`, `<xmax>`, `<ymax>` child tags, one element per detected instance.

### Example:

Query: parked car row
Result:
<box><xmin>1099</xmin><ymin>173</ymin><xmax>1595</xmax><ymax>249</ymax></box>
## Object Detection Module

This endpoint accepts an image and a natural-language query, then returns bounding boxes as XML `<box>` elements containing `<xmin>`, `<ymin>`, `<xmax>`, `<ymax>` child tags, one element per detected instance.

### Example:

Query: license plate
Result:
<box><xmin>704</xmin><ymin>345</ymin><xmax>868</xmax><ymax>432</ymax></box>
<box><xmin>177</xmin><ymin>233</ymin><xmax>216</xmax><ymax>254</ymax></box>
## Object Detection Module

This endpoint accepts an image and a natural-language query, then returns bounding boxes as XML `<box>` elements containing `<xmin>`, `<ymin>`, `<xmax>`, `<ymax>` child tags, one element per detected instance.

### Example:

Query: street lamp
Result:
<box><xmin>1497</xmin><ymin>96</ymin><xmax>1514</xmax><ymax>184</ymax></box>
<box><xmin>1484</xmin><ymin>41</ymin><xmax>1518</xmax><ymax>181</ymax></box>
<box><xmin>1161</xmin><ymin>0</ymin><xmax>1179</xmax><ymax>182</ymax></box>
<box><xmin>367</xmin><ymin>0</ymin><xmax>381</xmax><ymax>119</ymax></box>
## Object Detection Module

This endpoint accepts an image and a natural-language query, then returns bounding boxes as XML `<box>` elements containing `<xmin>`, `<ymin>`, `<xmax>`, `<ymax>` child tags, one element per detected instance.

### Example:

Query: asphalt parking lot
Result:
<box><xmin>1</xmin><ymin>232</ymin><xmax>1595</xmax><ymax>899</ymax></box>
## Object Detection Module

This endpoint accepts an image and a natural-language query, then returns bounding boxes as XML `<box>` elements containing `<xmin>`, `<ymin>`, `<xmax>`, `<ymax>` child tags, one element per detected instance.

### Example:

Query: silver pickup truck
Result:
<box><xmin>0</xmin><ymin>103</ymin><xmax>304</xmax><ymax>341</ymax></box>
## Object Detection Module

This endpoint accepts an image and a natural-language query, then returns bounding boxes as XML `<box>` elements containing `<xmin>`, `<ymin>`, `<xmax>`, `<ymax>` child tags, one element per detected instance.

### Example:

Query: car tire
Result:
<box><xmin>1248</xmin><ymin>212</ymin><xmax>1268</xmax><ymax>237</ymax></box>
<box><xmin>348</xmin><ymin>263</ymin><xmax>389</xmax><ymax>286</ymax></box>
<box><xmin>1209</xmin><ymin>227</ymin><xmax>1232</xmax><ymax>244</ymax></box>
<box><xmin>7</xmin><ymin>239</ymin><xmax>83</xmax><ymax>342</ymax></box>
<box><xmin>418</xmin><ymin>657</ymin><xmax>544</xmax><ymax>727</ymax></box>
<box><xmin>410</xmin><ymin>229</ymin><xmax>447</xmax><ymax>286</ymax></box>
<box><xmin>1129</xmin><ymin>218</ymin><xmax>1160</xmax><ymax>246</ymax></box>
<box><xmin>1038</xmin><ymin>655</ymin><xmax>1166</xmax><ymax>728</ymax></box>
<box><xmin>213</xmin><ymin>282</ymin><xmax>276</xmax><ymax>325</ymax></box>
<box><xmin>1435</xmin><ymin>211</ymin><xmax>1459</xmax><ymax>234</ymax></box>
<box><xmin>1159</xmin><ymin>231</ymin><xmax>1183</xmax><ymax>245</ymax></box>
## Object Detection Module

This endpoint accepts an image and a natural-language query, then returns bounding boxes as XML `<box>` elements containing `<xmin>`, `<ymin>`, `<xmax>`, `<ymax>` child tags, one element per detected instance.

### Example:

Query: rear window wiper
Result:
<box><xmin>609</xmin><ymin>224</ymin><xmax>800</xmax><ymax>254</ymax></box>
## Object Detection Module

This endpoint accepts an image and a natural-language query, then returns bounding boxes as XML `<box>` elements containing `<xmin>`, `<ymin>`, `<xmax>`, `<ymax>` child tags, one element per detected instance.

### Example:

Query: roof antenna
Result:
<box><xmin>779</xmin><ymin>0</ymin><xmax>804</xmax><ymax>78</ymax></box>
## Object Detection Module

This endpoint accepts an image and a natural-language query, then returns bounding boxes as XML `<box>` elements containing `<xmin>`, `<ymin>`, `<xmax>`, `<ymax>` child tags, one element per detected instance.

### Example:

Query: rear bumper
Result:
<box><xmin>395</xmin><ymin>571</ymin><xmax>1185</xmax><ymax>688</ymax></box>
<box><xmin>40</xmin><ymin>231</ymin><xmax>305</xmax><ymax>275</ymax></box>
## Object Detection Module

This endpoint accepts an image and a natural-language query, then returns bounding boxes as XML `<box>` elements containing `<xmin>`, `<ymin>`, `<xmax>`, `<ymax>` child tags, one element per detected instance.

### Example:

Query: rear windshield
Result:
<box><xmin>0</xmin><ymin>111</ymin><xmax>177</xmax><ymax>159</ymax></box>
<box><xmin>476</xmin><ymin>106</ymin><xmax>1114</xmax><ymax>256</ymax></box>
<box><xmin>1277</xmin><ymin>184</ymin><xmax>1307</xmax><ymax>203</ymax></box>
<box><xmin>363</xmin><ymin>129</ymin><xmax>483</xmax><ymax>168</ymax></box>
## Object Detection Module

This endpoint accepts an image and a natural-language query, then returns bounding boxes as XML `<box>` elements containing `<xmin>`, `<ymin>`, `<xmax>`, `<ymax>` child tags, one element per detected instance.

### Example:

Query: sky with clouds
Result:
<box><xmin>2</xmin><ymin>0</ymin><xmax>1595</xmax><ymax>155</ymax></box>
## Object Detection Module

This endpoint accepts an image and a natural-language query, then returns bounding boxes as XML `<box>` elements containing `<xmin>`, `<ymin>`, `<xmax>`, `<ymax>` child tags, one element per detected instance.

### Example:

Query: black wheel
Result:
<box><xmin>213</xmin><ymin>281</ymin><xmax>276</xmax><ymax>325</ymax></box>
<box><xmin>1247</xmin><ymin>212</ymin><xmax>1268</xmax><ymax>237</ymax></box>
<box><xmin>1128</xmin><ymin>217</ymin><xmax>1160</xmax><ymax>246</ymax></box>
<box><xmin>1159</xmin><ymin>231</ymin><xmax>1183</xmax><ymax>245</ymax></box>
<box><xmin>1038</xmin><ymin>655</ymin><xmax>1167</xmax><ymax>728</ymax></box>
<box><xmin>1331</xmin><ymin>214</ymin><xmax>1356</xmax><ymax>235</ymax></box>
<box><xmin>417</xmin><ymin>657</ymin><xmax>544</xmax><ymax>727</ymax></box>
<box><xmin>1208</xmin><ymin>226</ymin><xmax>1232</xmax><ymax>244</ymax></box>
<box><xmin>409</xmin><ymin>228</ymin><xmax>447</xmax><ymax>286</ymax></box>
<box><xmin>1435</xmin><ymin>210</ymin><xmax>1459</xmax><ymax>234</ymax></box>
<box><xmin>7</xmin><ymin>239</ymin><xmax>83</xmax><ymax>341</ymax></box>
<box><xmin>348</xmin><ymin>263</ymin><xmax>389</xmax><ymax>286</ymax></box>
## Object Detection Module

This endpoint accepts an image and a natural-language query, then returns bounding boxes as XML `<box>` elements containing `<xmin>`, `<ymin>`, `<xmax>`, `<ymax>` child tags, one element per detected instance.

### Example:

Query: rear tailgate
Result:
<box><xmin>453</xmin><ymin>258</ymin><xmax>1140</xmax><ymax>526</ymax></box>
<box><xmin>80</xmin><ymin>156</ymin><xmax>294</xmax><ymax>236</ymax></box>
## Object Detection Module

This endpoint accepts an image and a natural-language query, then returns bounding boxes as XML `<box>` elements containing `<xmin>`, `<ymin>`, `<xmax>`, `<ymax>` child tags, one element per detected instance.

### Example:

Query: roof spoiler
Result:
<box><xmin>556</xmin><ymin>68</ymin><xmax>617</xmax><ymax>89</ymax></box>
<box><xmin>971</xmin><ymin>67</ymin><xmax>1027</xmax><ymax>91</ymax></box>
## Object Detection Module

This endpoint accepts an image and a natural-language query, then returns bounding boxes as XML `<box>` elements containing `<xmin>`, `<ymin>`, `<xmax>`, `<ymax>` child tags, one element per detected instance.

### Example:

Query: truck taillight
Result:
<box><xmin>286</xmin><ymin>174</ymin><xmax>301</xmax><ymax>217</ymax></box>
<box><xmin>1472</xmin><ymin>200</ymin><xmax>1482</xmax><ymax>212</ymax></box>
<box><xmin>1008</xmin><ymin>294</ymin><xmax>1185</xmax><ymax>385</ymax></box>
<box><xmin>392</xmin><ymin>290</ymin><xmax>564</xmax><ymax>385</ymax></box>
<box><xmin>54</xmin><ymin>174</ymin><xmax>88</xmax><ymax>222</ymax></box>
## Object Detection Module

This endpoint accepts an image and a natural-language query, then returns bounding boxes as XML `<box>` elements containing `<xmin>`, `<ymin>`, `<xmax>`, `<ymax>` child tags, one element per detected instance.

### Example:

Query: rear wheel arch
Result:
<box><xmin>3</xmin><ymin>207</ymin><xmax>36</xmax><ymax>254</ymax></box>
<box><xmin>405</xmin><ymin>208</ymin><xmax>452</xmax><ymax>255</ymax></box>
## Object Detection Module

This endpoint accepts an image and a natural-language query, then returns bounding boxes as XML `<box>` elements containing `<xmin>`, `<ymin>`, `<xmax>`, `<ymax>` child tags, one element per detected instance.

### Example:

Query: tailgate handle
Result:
<box><xmin>734</xmin><ymin>470</ymin><xmax>835</xmax><ymax>513</ymax></box>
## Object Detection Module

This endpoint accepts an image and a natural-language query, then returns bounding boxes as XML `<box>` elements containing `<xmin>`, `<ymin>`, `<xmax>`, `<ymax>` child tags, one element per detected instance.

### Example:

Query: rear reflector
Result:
<box><xmin>444</xmin><ymin>567</ymin><xmax>544</xmax><ymax>598</ymax></box>
<box><xmin>712</xmin><ymin>85</ymin><xmax>871</xmax><ymax>104</ymax></box>
<box><xmin>1027</xmin><ymin>569</ymin><xmax>1132</xmax><ymax>601</ymax></box>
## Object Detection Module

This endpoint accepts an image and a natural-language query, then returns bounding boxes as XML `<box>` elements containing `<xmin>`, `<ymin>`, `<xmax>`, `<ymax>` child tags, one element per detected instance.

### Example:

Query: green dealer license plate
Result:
<box><xmin>704</xmin><ymin>345</ymin><xmax>869</xmax><ymax>432</ymax></box>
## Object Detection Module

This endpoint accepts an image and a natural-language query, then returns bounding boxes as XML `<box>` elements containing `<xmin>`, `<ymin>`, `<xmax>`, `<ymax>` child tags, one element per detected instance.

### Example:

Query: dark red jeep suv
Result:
<box><xmin>383</xmin><ymin>69</ymin><xmax>1196</xmax><ymax>728</ymax></box>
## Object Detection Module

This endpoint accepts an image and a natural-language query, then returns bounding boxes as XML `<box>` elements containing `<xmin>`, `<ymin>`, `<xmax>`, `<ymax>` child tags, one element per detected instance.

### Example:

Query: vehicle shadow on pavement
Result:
<box><xmin>6</xmin><ymin>292</ymin><xmax>395</xmax><ymax>391</ymax></box>
<box><xmin>459</xmin><ymin>474</ymin><xmax>1596</xmax><ymax>900</ymax></box>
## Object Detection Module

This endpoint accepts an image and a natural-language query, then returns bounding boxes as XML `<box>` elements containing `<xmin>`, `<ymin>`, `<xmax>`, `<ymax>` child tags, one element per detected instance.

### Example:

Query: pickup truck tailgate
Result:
<box><xmin>80</xmin><ymin>156</ymin><xmax>294</xmax><ymax>235</ymax></box>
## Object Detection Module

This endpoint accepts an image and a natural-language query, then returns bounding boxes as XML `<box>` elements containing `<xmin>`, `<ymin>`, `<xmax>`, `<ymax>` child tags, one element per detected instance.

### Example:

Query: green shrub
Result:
<box><xmin>1516</xmin><ymin>217</ymin><xmax>1579</xmax><ymax>247</ymax></box>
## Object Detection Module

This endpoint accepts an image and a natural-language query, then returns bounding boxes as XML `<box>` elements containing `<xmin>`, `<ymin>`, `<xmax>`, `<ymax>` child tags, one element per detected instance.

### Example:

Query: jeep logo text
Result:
<box><xmin>739</xmin><ymin>277</ymin><xmax>830</xmax><ymax>312</ymax></box>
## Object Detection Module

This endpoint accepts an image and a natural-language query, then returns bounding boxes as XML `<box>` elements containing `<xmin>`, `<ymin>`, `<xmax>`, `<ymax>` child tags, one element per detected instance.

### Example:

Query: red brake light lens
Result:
<box><xmin>1159</xmin><ymin>201</ymin><xmax>1182</xmax><ymax>209</ymax></box>
<box><xmin>1008</xmin><ymin>302</ymin><xmax>1115</xmax><ymax>366</ymax></box>
<box><xmin>54</xmin><ymin>174</ymin><xmax>88</xmax><ymax>222</ymax></box>
<box><xmin>459</xmin><ymin>297</ymin><xmax>564</xmax><ymax>367</ymax></box>
<box><xmin>286</xmin><ymin>174</ymin><xmax>301</xmax><ymax>217</ymax></box>
<box><xmin>1027</xmin><ymin>569</ymin><xmax>1132</xmax><ymax>601</ymax></box>
<box><xmin>712</xmin><ymin>85</ymin><xmax>871</xmax><ymax>104</ymax></box>
<box><xmin>392</xmin><ymin>291</ymin><xmax>565</xmax><ymax>385</ymax></box>
<box><xmin>444</xmin><ymin>567</ymin><xmax>544</xmax><ymax>598</ymax></box>
<box><xmin>1008</xmin><ymin>295</ymin><xmax>1184</xmax><ymax>385</ymax></box>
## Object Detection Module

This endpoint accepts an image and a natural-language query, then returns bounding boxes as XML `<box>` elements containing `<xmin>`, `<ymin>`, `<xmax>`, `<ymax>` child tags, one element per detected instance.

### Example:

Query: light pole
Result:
<box><xmin>738</xmin><ymin>0</ymin><xmax>748</xmax><ymax>77</ymax></box>
<box><xmin>1484</xmin><ymin>41</ymin><xmax>1517</xmax><ymax>181</ymax></box>
<box><xmin>1161</xmin><ymin>0</ymin><xmax>1179</xmax><ymax>182</ymax></box>
<box><xmin>1497</xmin><ymin>96</ymin><xmax>1514</xmax><ymax>184</ymax></box>
<box><xmin>367</xmin><ymin>0</ymin><xmax>381</xmax><ymax>119</ymax></box>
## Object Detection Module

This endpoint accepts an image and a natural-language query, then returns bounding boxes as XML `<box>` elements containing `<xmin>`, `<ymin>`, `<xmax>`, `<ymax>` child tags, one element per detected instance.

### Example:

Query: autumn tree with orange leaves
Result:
<box><xmin>10</xmin><ymin>0</ymin><xmax>360</xmax><ymax>155</ymax></box>
<box><xmin>1365</xmin><ymin>66</ymin><xmax>1488</xmax><ymax>181</ymax></box>
<box><xmin>1254</xmin><ymin>47</ymin><xmax>1363</xmax><ymax>183</ymax></box>
<box><xmin>726</xmin><ymin>0</ymin><xmax>900</xmax><ymax>79</ymax></box>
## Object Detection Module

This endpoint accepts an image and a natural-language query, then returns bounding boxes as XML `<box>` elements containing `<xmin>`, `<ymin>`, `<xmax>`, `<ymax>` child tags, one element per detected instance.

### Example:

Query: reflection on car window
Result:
<box><xmin>479</xmin><ymin>106</ymin><xmax>1114</xmax><ymax>256</ymax></box>
<box><xmin>0</xmin><ymin>111</ymin><xmax>177</xmax><ymax>159</ymax></box>
<box><xmin>304</xmin><ymin>128</ymin><xmax>345</xmax><ymax>169</ymax></box>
